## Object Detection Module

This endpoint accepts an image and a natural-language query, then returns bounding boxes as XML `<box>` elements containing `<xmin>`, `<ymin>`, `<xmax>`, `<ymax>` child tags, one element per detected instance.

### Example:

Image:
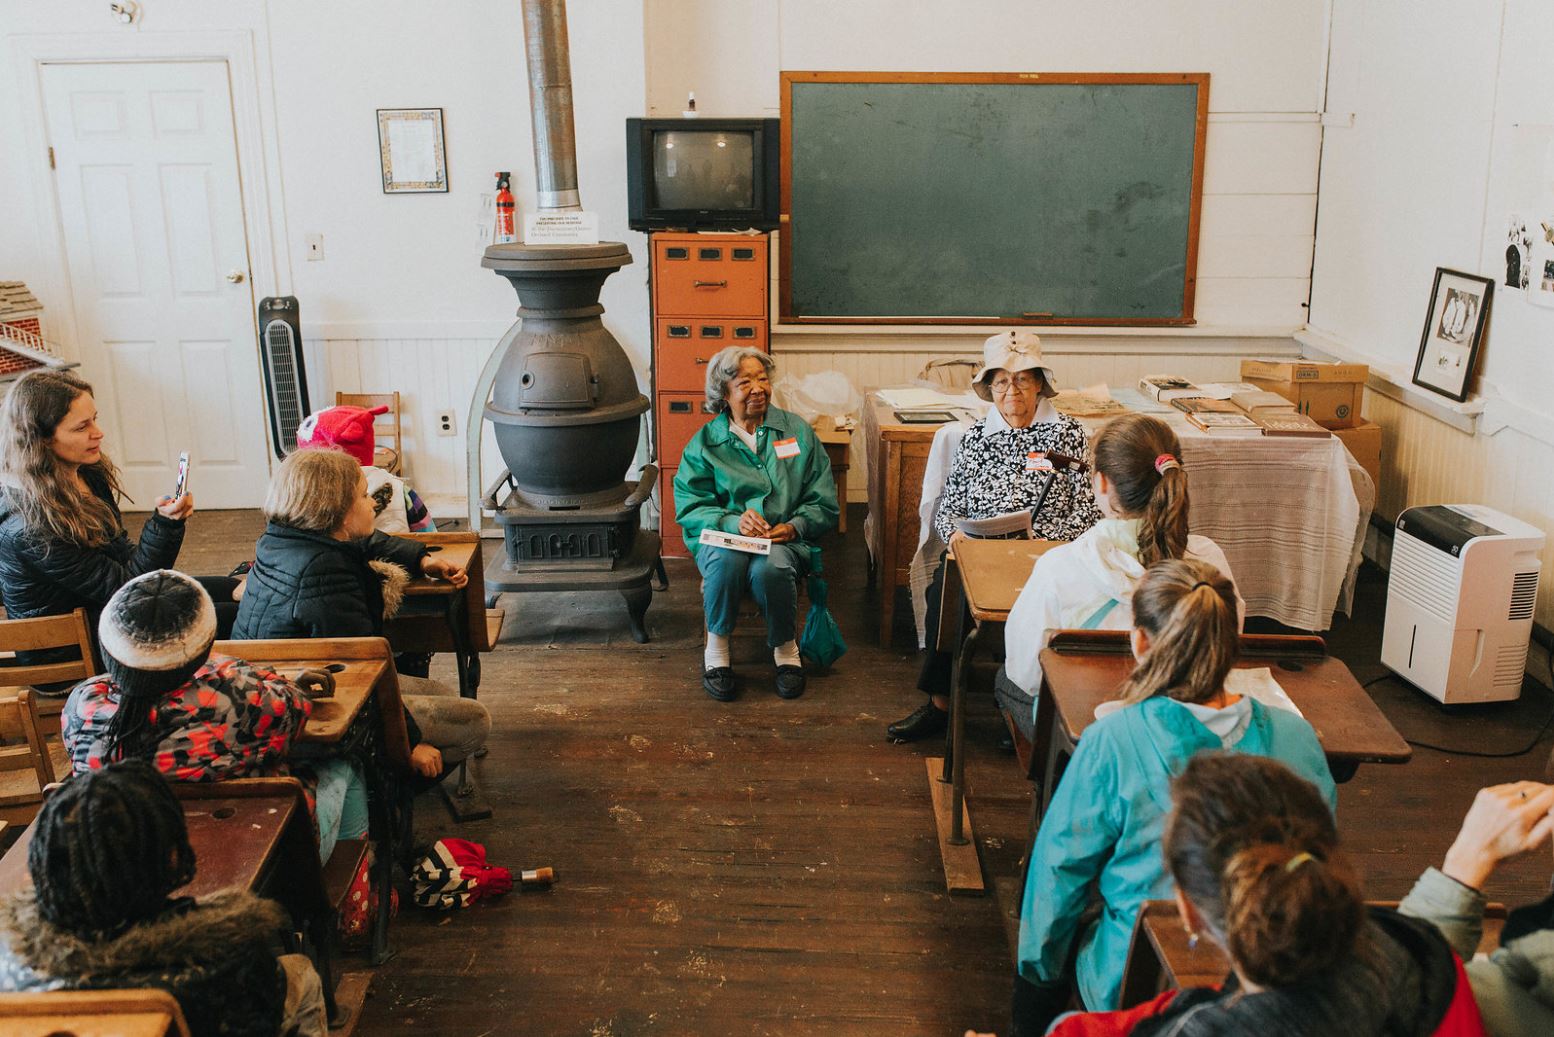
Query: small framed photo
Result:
<box><xmin>1412</xmin><ymin>267</ymin><xmax>1493</xmax><ymax>402</ymax></box>
<box><xmin>376</xmin><ymin>108</ymin><xmax>448</xmax><ymax>193</ymax></box>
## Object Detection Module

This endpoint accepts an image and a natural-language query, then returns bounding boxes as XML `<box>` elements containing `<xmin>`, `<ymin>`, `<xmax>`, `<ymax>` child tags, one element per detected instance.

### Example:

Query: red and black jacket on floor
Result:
<box><xmin>1047</xmin><ymin>908</ymin><xmax>1487</xmax><ymax>1037</ymax></box>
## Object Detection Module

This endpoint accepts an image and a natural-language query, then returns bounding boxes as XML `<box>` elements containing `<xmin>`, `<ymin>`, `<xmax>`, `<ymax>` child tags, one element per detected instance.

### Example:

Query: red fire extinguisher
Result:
<box><xmin>494</xmin><ymin>172</ymin><xmax>516</xmax><ymax>244</ymax></box>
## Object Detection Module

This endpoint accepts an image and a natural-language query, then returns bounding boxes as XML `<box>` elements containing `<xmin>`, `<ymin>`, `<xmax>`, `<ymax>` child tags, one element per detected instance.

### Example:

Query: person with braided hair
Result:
<box><xmin>63</xmin><ymin>569</ymin><xmax>367</xmax><ymax>863</ymax></box>
<box><xmin>998</xmin><ymin>413</ymin><xmax>1244</xmax><ymax>740</ymax></box>
<box><xmin>0</xmin><ymin>759</ymin><xmax>328</xmax><ymax>1036</ymax></box>
<box><xmin>1037</xmin><ymin>754</ymin><xmax>1487</xmax><ymax>1036</ymax></box>
<box><xmin>1012</xmin><ymin>559</ymin><xmax>1335</xmax><ymax>1034</ymax></box>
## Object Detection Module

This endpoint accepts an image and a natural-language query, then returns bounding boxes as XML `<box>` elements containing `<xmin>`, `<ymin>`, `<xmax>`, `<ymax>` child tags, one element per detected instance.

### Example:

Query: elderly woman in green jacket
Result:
<box><xmin>674</xmin><ymin>347</ymin><xmax>838</xmax><ymax>702</ymax></box>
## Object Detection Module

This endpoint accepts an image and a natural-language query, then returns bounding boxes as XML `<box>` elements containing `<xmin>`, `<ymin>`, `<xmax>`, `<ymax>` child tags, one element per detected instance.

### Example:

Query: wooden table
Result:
<box><xmin>813</xmin><ymin>416</ymin><xmax>853</xmax><ymax>533</ymax></box>
<box><xmin>928</xmin><ymin>537</ymin><xmax>1059</xmax><ymax>895</ymax></box>
<box><xmin>0</xmin><ymin>779</ymin><xmax>338</xmax><ymax>1020</ymax></box>
<box><xmin>214</xmin><ymin>637</ymin><xmax>409</xmax><ymax>966</ymax></box>
<box><xmin>863</xmin><ymin>397</ymin><xmax>938</xmax><ymax>643</ymax></box>
<box><xmin>1032</xmin><ymin>631</ymin><xmax>1412</xmax><ymax>829</ymax></box>
<box><xmin>1116</xmin><ymin>899</ymin><xmax>1506</xmax><ymax>1009</ymax></box>
<box><xmin>0</xmin><ymin>990</ymin><xmax>190</xmax><ymax>1037</ymax></box>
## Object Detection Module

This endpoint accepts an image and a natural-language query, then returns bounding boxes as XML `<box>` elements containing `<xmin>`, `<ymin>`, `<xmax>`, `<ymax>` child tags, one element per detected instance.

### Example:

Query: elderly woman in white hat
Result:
<box><xmin>887</xmin><ymin>331</ymin><xmax>1102</xmax><ymax>743</ymax></box>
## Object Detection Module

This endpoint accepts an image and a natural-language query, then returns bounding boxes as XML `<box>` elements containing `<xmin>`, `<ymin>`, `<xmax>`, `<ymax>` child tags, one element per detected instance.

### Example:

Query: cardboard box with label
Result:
<box><xmin>1240</xmin><ymin>359</ymin><xmax>1369</xmax><ymax>430</ymax></box>
<box><xmin>1333</xmin><ymin>421</ymin><xmax>1381</xmax><ymax>490</ymax></box>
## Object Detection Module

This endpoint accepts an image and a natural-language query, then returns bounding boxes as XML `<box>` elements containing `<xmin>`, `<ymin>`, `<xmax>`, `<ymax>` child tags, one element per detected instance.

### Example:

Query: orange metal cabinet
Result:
<box><xmin>651</xmin><ymin>235</ymin><xmax>767</xmax><ymax>318</ymax></box>
<box><xmin>655</xmin><ymin>318</ymin><xmax>767</xmax><ymax>393</ymax></box>
<box><xmin>659</xmin><ymin>465</ymin><xmax>689</xmax><ymax>558</ymax></box>
<box><xmin>656</xmin><ymin>393</ymin><xmax>713</xmax><ymax>468</ymax></box>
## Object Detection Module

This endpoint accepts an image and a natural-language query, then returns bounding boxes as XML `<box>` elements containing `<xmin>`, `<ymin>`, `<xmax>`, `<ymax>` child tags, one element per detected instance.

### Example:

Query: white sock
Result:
<box><xmin>773</xmin><ymin>640</ymin><xmax>801</xmax><ymax>668</ymax></box>
<box><xmin>705</xmin><ymin>632</ymin><xmax>731</xmax><ymax>670</ymax></box>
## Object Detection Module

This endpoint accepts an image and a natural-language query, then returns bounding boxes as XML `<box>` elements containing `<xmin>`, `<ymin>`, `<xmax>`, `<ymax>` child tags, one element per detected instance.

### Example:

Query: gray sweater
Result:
<box><xmin>1399</xmin><ymin>867</ymin><xmax>1554</xmax><ymax>1037</ymax></box>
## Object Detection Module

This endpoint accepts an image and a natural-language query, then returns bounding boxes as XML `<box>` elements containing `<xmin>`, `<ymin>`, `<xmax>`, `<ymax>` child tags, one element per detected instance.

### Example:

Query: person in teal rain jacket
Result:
<box><xmin>1013</xmin><ymin>557</ymin><xmax>1337</xmax><ymax>1035</ymax></box>
<box><xmin>674</xmin><ymin>347</ymin><xmax>838</xmax><ymax>703</ymax></box>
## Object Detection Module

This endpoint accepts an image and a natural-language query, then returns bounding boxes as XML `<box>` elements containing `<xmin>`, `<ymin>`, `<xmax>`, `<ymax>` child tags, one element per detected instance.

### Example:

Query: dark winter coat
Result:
<box><xmin>0</xmin><ymin>466</ymin><xmax>184</xmax><ymax>627</ymax></box>
<box><xmin>231</xmin><ymin>523</ymin><xmax>425</xmax><ymax>640</ymax></box>
<box><xmin>1048</xmin><ymin>908</ymin><xmax>1487</xmax><ymax>1037</ymax></box>
<box><xmin>0</xmin><ymin>889</ymin><xmax>289</xmax><ymax>1037</ymax></box>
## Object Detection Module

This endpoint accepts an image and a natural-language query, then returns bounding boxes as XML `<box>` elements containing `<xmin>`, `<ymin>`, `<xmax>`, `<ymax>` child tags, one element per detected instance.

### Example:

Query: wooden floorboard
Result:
<box><xmin>151</xmin><ymin>505</ymin><xmax>1554</xmax><ymax>1035</ymax></box>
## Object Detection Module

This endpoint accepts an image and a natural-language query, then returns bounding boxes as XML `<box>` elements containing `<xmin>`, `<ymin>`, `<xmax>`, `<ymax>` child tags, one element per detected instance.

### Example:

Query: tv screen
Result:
<box><xmin>652</xmin><ymin>130</ymin><xmax>754</xmax><ymax>211</ymax></box>
<box><xmin>626</xmin><ymin>118</ymin><xmax>779</xmax><ymax>230</ymax></box>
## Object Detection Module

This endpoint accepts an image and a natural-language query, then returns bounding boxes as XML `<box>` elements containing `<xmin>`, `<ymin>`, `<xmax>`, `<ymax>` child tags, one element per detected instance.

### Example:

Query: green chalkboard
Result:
<box><xmin>779</xmin><ymin>73</ymin><xmax>1209</xmax><ymax>325</ymax></box>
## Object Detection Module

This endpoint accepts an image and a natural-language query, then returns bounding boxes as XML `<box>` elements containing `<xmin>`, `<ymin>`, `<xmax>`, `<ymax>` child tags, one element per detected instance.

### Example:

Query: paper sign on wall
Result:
<box><xmin>523</xmin><ymin>211</ymin><xmax>600</xmax><ymax>245</ymax></box>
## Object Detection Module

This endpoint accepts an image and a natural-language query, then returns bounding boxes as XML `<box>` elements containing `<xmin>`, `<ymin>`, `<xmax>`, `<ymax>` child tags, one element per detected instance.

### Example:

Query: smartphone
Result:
<box><xmin>172</xmin><ymin>452</ymin><xmax>189</xmax><ymax>499</ymax></box>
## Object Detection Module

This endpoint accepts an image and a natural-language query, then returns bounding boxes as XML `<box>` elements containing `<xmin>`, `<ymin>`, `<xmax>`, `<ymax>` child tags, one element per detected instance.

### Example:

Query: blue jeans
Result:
<box><xmin>697</xmin><ymin>542</ymin><xmax>810</xmax><ymax>647</ymax></box>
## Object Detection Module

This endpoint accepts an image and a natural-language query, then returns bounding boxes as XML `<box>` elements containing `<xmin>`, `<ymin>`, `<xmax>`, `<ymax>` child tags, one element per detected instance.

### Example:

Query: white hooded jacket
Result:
<box><xmin>1002</xmin><ymin>517</ymin><xmax>1245</xmax><ymax>701</ymax></box>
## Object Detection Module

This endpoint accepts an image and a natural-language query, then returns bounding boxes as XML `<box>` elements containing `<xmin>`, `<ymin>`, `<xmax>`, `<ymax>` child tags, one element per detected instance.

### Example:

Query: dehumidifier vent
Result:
<box><xmin>1494</xmin><ymin>642</ymin><xmax>1528</xmax><ymax>690</ymax></box>
<box><xmin>1509</xmin><ymin>571</ymin><xmax>1539</xmax><ymax>621</ymax></box>
<box><xmin>1390</xmin><ymin>532</ymin><xmax>1460</xmax><ymax>624</ymax></box>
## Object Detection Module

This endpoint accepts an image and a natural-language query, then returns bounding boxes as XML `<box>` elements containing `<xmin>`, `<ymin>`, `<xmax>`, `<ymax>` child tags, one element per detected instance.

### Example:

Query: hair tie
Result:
<box><xmin>1284</xmin><ymin>851</ymin><xmax>1316</xmax><ymax>874</ymax></box>
<box><xmin>1190</xmin><ymin>581</ymin><xmax>1212</xmax><ymax>591</ymax></box>
<box><xmin>1154</xmin><ymin>453</ymin><xmax>1181</xmax><ymax>475</ymax></box>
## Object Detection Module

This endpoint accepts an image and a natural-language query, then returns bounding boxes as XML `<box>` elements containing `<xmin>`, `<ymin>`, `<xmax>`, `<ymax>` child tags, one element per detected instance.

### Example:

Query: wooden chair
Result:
<box><xmin>0</xmin><ymin>607</ymin><xmax>95</xmax><ymax>773</ymax></box>
<box><xmin>0</xmin><ymin>689</ymin><xmax>59</xmax><ymax>827</ymax></box>
<box><xmin>0</xmin><ymin>988</ymin><xmax>192</xmax><ymax>1037</ymax></box>
<box><xmin>336</xmin><ymin>390</ymin><xmax>403</xmax><ymax>474</ymax></box>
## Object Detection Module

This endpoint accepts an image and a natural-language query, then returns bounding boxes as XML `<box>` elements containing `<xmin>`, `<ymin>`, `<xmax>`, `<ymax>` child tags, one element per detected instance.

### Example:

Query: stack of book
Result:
<box><xmin>1171</xmin><ymin>397</ymin><xmax>1263</xmax><ymax>436</ymax></box>
<box><xmin>1142</xmin><ymin>375</ymin><xmax>1334</xmax><ymax>437</ymax></box>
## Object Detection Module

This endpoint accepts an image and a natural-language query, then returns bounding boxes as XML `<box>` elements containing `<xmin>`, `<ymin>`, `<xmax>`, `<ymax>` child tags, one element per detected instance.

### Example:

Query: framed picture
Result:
<box><xmin>376</xmin><ymin>108</ymin><xmax>448</xmax><ymax>193</ymax></box>
<box><xmin>1412</xmin><ymin>267</ymin><xmax>1493</xmax><ymax>402</ymax></box>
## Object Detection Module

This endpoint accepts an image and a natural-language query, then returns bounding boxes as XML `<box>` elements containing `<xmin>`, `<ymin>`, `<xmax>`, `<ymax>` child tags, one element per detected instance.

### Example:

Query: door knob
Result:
<box><xmin>226</xmin><ymin>269</ymin><xmax>246</xmax><ymax>283</ymax></box>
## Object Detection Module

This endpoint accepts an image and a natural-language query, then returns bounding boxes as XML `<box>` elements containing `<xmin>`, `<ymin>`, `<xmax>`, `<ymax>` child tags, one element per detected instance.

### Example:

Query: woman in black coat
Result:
<box><xmin>0</xmin><ymin>372</ymin><xmax>239</xmax><ymax>667</ymax></box>
<box><xmin>233</xmin><ymin>447</ymin><xmax>489</xmax><ymax>780</ymax></box>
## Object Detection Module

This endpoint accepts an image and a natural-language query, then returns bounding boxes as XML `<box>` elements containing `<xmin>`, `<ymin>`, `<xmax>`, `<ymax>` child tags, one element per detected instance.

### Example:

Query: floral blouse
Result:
<box><xmin>932</xmin><ymin>408</ymin><xmax>1102</xmax><ymax>544</ymax></box>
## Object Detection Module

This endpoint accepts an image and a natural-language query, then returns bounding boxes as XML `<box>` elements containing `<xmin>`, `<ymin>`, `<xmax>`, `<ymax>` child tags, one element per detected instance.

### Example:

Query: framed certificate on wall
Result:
<box><xmin>377</xmin><ymin>108</ymin><xmax>448</xmax><ymax>194</ymax></box>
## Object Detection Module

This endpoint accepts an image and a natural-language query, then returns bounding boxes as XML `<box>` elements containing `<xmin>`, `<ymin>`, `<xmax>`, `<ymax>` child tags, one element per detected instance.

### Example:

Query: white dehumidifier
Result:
<box><xmin>1381</xmin><ymin>504</ymin><xmax>1544</xmax><ymax>704</ymax></box>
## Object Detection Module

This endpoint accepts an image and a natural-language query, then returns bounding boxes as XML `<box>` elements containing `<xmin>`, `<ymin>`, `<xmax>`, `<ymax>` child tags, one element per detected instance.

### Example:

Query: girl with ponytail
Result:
<box><xmin>1013</xmin><ymin>560</ymin><xmax>1336</xmax><ymax>1033</ymax></box>
<box><xmin>1040</xmin><ymin>753</ymin><xmax>1489</xmax><ymax>1036</ymax></box>
<box><xmin>1001</xmin><ymin>413</ymin><xmax>1245</xmax><ymax>736</ymax></box>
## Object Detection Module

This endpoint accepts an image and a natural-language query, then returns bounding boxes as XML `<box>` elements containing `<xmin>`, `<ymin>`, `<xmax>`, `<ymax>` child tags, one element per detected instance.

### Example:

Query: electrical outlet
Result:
<box><xmin>436</xmin><ymin>411</ymin><xmax>456</xmax><ymax>436</ymax></box>
<box><xmin>304</xmin><ymin>233</ymin><xmax>324</xmax><ymax>261</ymax></box>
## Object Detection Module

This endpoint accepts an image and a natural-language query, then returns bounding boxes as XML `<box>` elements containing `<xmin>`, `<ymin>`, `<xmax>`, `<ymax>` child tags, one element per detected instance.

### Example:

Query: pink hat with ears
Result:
<box><xmin>295</xmin><ymin>405</ymin><xmax>386</xmax><ymax>467</ymax></box>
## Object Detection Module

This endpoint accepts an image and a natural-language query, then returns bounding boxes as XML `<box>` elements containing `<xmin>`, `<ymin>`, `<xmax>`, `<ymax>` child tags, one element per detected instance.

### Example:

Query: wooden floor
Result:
<box><xmin>162</xmin><ymin>506</ymin><xmax>1554</xmax><ymax>1036</ymax></box>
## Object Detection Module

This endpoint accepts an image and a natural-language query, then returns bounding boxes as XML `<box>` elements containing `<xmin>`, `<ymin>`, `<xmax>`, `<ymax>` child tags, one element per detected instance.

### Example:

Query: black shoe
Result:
<box><xmin>702</xmin><ymin>667</ymin><xmax>737</xmax><ymax>701</ymax></box>
<box><xmin>887</xmin><ymin>701</ymin><xmax>948</xmax><ymax>742</ymax></box>
<box><xmin>998</xmin><ymin>730</ymin><xmax>1016</xmax><ymax>754</ymax></box>
<box><xmin>774</xmin><ymin>665</ymin><xmax>807</xmax><ymax>699</ymax></box>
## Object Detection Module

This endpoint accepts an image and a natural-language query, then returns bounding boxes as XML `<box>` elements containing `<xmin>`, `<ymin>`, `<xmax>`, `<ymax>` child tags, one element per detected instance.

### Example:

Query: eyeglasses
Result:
<box><xmin>989</xmin><ymin>373</ymin><xmax>1041</xmax><ymax>395</ymax></box>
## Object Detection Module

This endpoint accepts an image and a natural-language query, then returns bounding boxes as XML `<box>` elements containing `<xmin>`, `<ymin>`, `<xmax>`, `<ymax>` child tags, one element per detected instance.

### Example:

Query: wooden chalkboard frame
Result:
<box><xmin>778</xmin><ymin>71</ymin><xmax>1211</xmax><ymax>326</ymax></box>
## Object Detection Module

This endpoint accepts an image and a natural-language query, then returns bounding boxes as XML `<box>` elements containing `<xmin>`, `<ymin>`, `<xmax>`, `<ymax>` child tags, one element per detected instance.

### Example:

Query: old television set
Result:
<box><xmin>626</xmin><ymin>118</ymin><xmax>780</xmax><ymax>231</ymax></box>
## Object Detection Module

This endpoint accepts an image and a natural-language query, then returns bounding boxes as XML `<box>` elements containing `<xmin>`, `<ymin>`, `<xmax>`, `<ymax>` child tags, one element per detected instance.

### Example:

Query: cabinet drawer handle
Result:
<box><xmin>669</xmin><ymin>401</ymin><xmax>693</xmax><ymax>413</ymax></box>
<box><xmin>692</xmin><ymin>279</ymin><xmax>727</xmax><ymax>288</ymax></box>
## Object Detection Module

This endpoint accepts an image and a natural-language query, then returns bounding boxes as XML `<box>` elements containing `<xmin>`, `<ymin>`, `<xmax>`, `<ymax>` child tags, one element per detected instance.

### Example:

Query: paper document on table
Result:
<box><xmin>876</xmin><ymin>387</ymin><xmax>976</xmax><ymax>410</ymax></box>
<box><xmin>1107</xmin><ymin>387</ymin><xmax>1173</xmax><ymax>414</ymax></box>
<box><xmin>1224</xmin><ymin>667</ymin><xmax>1304</xmax><ymax>718</ymax></box>
<box><xmin>1093</xmin><ymin>667</ymin><xmax>1302</xmax><ymax>721</ymax></box>
<box><xmin>699</xmin><ymin>529</ymin><xmax>772</xmax><ymax>555</ymax></box>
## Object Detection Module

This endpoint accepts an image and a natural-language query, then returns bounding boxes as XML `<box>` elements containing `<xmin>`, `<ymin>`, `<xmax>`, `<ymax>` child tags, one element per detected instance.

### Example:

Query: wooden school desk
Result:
<box><xmin>1116</xmin><ymin>899</ymin><xmax>1507</xmax><ymax>1010</ymax></box>
<box><xmin>812</xmin><ymin>416</ymin><xmax>853</xmax><ymax>533</ymax></box>
<box><xmin>0</xmin><ymin>989</ymin><xmax>190</xmax><ymax>1037</ymax></box>
<box><xmin>217</xmin><ymin>637</ymin><xmax>411</xmax><ymax>965</ymax></box>
<box><xmin>0</xmin><ymin>779</ymin><xmax>341</xmax><ymax>1022</ymax></box>
<box><xmin>1032</xmin><ymin>631</ymin><xmax>1412</xmax><ymax>829</ymax></box>
<box><xmin>928</xmin><ymin>537</ymin><xmax>1060</xmax><ymax>895</ymax></box>
<box><xmin>862</xmin><ymin>397</ymin><xmax>937</xmax><ymax>643</ymax></box>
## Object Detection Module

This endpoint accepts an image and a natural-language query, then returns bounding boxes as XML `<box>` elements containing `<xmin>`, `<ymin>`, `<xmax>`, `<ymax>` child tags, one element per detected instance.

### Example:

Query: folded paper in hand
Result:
<box><xmin>699</xmin><ymin>529</ymin><xmax>772</xmax><ymax>555</ymax></box>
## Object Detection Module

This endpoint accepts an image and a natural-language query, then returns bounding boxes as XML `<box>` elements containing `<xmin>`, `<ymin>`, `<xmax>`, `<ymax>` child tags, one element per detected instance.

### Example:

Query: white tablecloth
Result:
<box><xmin>865</xmin><ymin>397</ymin><xmax>1374</xmax><ymax>644</ymax></box>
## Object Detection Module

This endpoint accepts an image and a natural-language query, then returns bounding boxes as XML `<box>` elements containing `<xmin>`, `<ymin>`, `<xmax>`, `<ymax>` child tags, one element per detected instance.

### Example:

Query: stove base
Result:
<box><xmin>484</xmin><ymin>530</ymin><xmax>662</xmax><ymax>643</ymax></box>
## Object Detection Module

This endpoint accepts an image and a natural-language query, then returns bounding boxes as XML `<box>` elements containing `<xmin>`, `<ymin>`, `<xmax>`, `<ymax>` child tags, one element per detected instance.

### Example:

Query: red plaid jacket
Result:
<box><xmin>63</xmin><ymin>654</ymin><xmax>311</xmax><ymax>781</ymax></box>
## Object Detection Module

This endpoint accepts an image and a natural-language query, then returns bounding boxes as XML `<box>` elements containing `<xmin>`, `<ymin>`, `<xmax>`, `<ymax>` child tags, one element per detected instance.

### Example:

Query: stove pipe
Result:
<box><xmin>523</xmin><ymin>0</ymin><xmax>581</xmax><ymax>212</ymax></box>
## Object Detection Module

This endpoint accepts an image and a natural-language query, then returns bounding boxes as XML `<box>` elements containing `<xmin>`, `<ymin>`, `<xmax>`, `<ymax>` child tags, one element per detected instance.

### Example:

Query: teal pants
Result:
<box><xmin>697</xmin><ymin>542</ymin><xmax>809</xmax><ymax>647</ymax></box>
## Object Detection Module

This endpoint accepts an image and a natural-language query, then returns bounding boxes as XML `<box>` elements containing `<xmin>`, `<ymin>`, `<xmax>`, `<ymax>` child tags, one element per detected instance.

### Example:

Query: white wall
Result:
<box><xmin>0</xmin><ymin>0</ymin><xmax>648</xmax><ymax>510</ymax></box>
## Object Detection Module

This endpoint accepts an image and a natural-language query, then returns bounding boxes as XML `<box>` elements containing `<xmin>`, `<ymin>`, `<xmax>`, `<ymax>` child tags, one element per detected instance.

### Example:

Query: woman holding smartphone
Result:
<box><xmin>0</xmin><ymin>371</ymin><xmax>239</xmax><ymax>664</ymax></box>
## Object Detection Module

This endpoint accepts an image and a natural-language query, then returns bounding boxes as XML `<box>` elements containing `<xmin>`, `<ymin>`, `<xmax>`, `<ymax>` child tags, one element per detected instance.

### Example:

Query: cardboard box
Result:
<box><xmin>1240</xmin><ymin>359</ymin><xmax>1368</xmax><ymax>429</ymax></box>
<box><xmin>1333</xmin><ymin>421</ymin><xmax>1381</xmax><ymax>490</ymax></box>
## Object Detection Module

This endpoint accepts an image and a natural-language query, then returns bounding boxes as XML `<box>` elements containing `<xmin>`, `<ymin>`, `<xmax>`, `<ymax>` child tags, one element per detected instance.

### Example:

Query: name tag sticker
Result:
<box><xmin>1026</xmin><ymin>451</ymin><xmax>1053</xmax><ymax>472</ymax></box>
<box><xmin>774</xmin><ymin>437</ymin><xmax>801</xmax><ymax>460</ymax></box>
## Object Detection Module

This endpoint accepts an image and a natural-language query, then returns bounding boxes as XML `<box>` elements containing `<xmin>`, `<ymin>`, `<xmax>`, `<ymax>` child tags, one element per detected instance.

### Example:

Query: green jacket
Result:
<box><xmin>673</xmin><ymin>407</ymin><xmax>839</xmax><ymax>546</ymax></box>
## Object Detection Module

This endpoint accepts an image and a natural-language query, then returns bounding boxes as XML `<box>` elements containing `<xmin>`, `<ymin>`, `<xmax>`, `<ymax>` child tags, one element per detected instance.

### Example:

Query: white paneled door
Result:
<box><xmin>42</xmin><ymin>61</ymin><xmax>270</xmax><ymax>508</ymax></box>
